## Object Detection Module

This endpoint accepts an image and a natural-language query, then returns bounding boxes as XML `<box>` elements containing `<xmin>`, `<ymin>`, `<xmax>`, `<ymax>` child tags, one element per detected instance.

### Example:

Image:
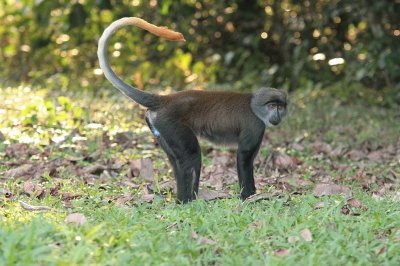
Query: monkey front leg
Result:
<box><xmin>237</xmin><ymin>132</ymin><xmax>263</xmax><ymax>200</ymax></box>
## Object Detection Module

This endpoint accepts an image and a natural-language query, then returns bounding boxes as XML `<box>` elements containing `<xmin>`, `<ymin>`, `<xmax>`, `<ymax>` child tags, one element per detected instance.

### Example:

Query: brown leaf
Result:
<box><xmin>267</xmin><ymin>151</ymin><xmax>298</xmax><ymax>171</ymax></box>
<box><xmin>314</xmin><ymin>201</ymin><xmax>326</xmax><ymax>209</ymax></box>
<box><xmin>341</xmin><ymin>198</ymin><xmax>366</xmax><ymax>216</ymax></box>
<box><xmin>291</xmin><ymin>143</ymin><xmax>304</xmax><ymax>151</ymax></box>
<box><xmin>347</xmin><ymin>149</ymin><xmax>366</xmax><ymax>161</ymax></box>
<box><xmin>114</xmin><ymin>132</ymin><xmax>133</xmax><ymax>147</ymax></box>
<box><xmin>88</xmin><ymin>149</ymin><xmax>103</xmax><ymax>161</ymax></box>
<box><xmin>49</xmin><ymin>185</ymin><xmax>61</xmax><ymax>197</ymax></box>
<box><xmin>141</xmin><ymin>193</ymin><xmax>155</xmax><ymax>203</ymax></box>
<box><xmin>377</xmin><ymin>247</ymin><xmax>386</xmax><ymax>256</ymax></box>
<box><xmin>330</xmin><ymin>144</ymin><xmax>348</xmax><ymax>158</ymax></box>
<box><xmin>197</xmin><ymin>188</ymin><xmax>230</xmax><ymax>201</ymax></box>
<box><xmin>0</xmin><ymin>131</ymin><xmax>5</xmax><ymax>142</ymax></box>
<box><xmin>300</xmin><ymin>228</ymin><xmax>313</xmax><ymax>242</ymax></box>
<box><xmin>287</xmin><ymin>236</ymin><xmax>300</xmax><ymax>243</ymax></box>
<box><xmin>273</xmin><ymin>248</ymin><xmax>290</xmax><ymax>257</ymax></box>
<box><xmin>244</xmin><ymin>191</ymin><xmax>283</xmax><ymax>203</ymax></box>
<box><xmin>190</xmin><ymin>231</ymin><xmax>216</xmax><ymax>245</ymax></box>
<box><xmin>65</xmin><ymin>213</ymin><xmax>87</xmax><ymax>224</ymax></box>
<box><xmin>250</xmin><ymin>220</ymin><xmax>263</xmax><ymax>229</ymax></box>
<box><xmin>63</xmin><ymin>201</ymin><xmax>74</xmax><ymax>209</ymax></box>
<box><xmin>341</xmin><ymin>205</ymin><xmax>351</xmax><ymax>215</ymax></box>
<box><xmin>311</xmin><ymin>141</ymin><xmax>332</xmax><ymax>154</ymax></box>
<box><xmin>128</xmin><ymin>158</ymin><xmax>155</xmax><ymax>182</ymax></box>
<box><xmin>115</xmin><ymin>196</ymin><xmax>133</xmax><ymax>206</ymax></box>
<box><xmin>367</xmin><ymin>150</ymin><xmax>387</xmax><ymax>163</ymax></box>
<box><xmin>5</xmin><ymin>143</ymin><xmax>39</xmax><ymax>158</ymax></box>
<box><xmin>313</xmin><ymin>183</ymin><xmax>350</xmax><ymax>197</ymax></box>
<box><xmin>347</xmin><ymin>198</ymin><xmax>363</xmax><ymax>209</ymax></box>
<box><xmin>23</xmin><ymin>181</ymin><xmax>44</xmax><ymax>198</ymax></box>
<box><xmin>201</xmin><ymin>165</ymin><xmax>225</xmax><ymax>190</ymax></box>
<box><xmin>279</xmin><ymin>175</ymin><xmax>312</xmax><ymax>188</ymax></box>
<box><xmin>150</xmin><ymin>180</ymin><xmax>176</xmax><ymax>193</ymax></box>
<box><xmin>64</xmin><ymin>154</ymin><xmax>85</xmax><ymax>162</ymax></box>
<box><xmin>61</xmin><ymin>192</ymin><xmax>81</xmax><ymax>201</ymax></box>
<box><xmin>3</xmin><ymin>164</ymin><xmax>33</xmax><ymax>179</ymax></box>
<box><xmin>82</xmin><ymin>164</ymin><xmax>107</xmax><ymax>175</ymax></box>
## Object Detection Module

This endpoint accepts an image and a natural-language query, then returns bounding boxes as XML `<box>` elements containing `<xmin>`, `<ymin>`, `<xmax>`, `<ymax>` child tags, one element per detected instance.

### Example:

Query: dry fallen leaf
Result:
<box><xmin>3</xmin><ymin>164</ymin><xmax>33</xmax><ymax>179</ymax></box>
<box><xmin>65</xmin><ymin>213</ymin><xmax>87</xmax><ymax>224</ymax></box>
<box><xmin>244</xmin><ymin>191</ymin><xmax>283</xmax><ymax>203</ymax></box>
<box><xmin>267</xmin><ymin>151</ymin><xmax>298</xmax><ymax>170</ymax></box>
<box><xmin>311</xmin><ymin>141</ymin><xmax>332</xmax><ymax>154</ymax></box>
<box><xmin>330</xmin><ymin>144</ymin><xmax>348</xmax><ymax>158</ymax></box>
<box><xmin>341</xmin><ymin>198</ymin><xmax>366</xmax><ymax>216</ymax></box>
<box><xmin>273</xmin><ymin>248</ymin><xmax>290</xmax><ymax>257</ymax></box>
<box><xmin>287</xmin><ymin>236</ymin><xmax>300</xmax><ymax>243</ymax></box>
<box><xmin>279</xmin><ymin>175</ymin><xmax>312</xmax><ymax>188</ymax></box>
<box><xmin>61</xmin><ymin>192</ymin><xmax>81</xmax><ymax>201</ymax></box>
<box><xmin>82</xmin><ymin>164</ymin><xmax>107</xmax><ymax>175</ymax></box>
<box><xmin>300</xmin><ymin>228</ymin><xmax>313</xmax><ymax>242</ymax></box>
<box><xmin>153</xmin><ymin>180</ymin><xmax>176</xmax><ymax>193</ymax></box>
<box><xmin>314</xmin><ymin>201</ymin><xmax>326</xmax><ymax>209</ymax></box>
<box><xmin>63</xmin><ymin>201</ymin><xmax>75</xmax><ymax>209</ymax></box>
<box><xmin>377</xmin><ymin>246</ymin><xmax>386</xmax><ymax>256</ymax></box>
<box><xmin>250</xmin><ymin>220</ymin><xmax>263</xmax><ymax>229</ymax></box>
<box><xmin>347</xmin><ymin>149</ymin><xmax>366</xmax><ymax>161</ymax></box>
<box><xmin>5</xmin><ymin>143</ymin><xmax>40</xmax><ymax>158</ymax></box>
<box><xmin>197</xmin><ymin>188</ymin><xmax>230</xmax><ymax>201</ymax></box>
<box><xmin>313</xmin><ymin>183</ymin><xmax>350</xmax><ymax>198</ymax></box>
<box><xmin>347</xmin><ymin>198</ymin><xmax>363</xmax><ymax>209</ymax></box>
<box><xmin>141</xmin><ymin>193</ymin><xmax>155</xmax><ymax>203</ymax></box>
<box><xmin>190</xmin><ymin>231</ymin><xmax>216</xmax><ymax>245</ymax></box>
<box><xmin>115</xmin><ymin>196</ymin><xmax>133</xmax><ymax>206</ymax></box>
<box><xmin>128</xmin><ymin>158</ymin><xmax>155</xmax><ymax>182</ymax></box>
<box><xmin>291</xmin><ymin>143</ymin><xmax>304</xmax><ymax>151</ymax></box>
<box><xmin>23</xmin><ymin>181</ymin><xmax>45</xmax><ymax>198</ymax></box>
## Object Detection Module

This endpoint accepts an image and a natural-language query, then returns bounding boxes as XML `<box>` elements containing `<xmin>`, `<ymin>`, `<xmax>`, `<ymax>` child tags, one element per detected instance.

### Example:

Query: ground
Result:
<box><xmin>0</xmin><ymin>85</ymin><xmax>399</xmax><ymax>265</ymax></box>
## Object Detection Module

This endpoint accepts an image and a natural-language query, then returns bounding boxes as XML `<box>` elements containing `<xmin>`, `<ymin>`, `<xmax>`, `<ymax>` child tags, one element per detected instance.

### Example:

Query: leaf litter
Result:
<box><xmin>1</xmin><ymin>119</ymin><xmax>398</xmax><ymax>210</ymax></box>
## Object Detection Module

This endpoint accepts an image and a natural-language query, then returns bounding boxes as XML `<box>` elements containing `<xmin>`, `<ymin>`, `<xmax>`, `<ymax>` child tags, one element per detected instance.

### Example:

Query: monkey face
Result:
<box><xmin>266</xmin><ymin>101</ymin><xmax>287</xmax><ymax>126</ymax></box>
<box><xmin>250</xmin><ymin>88</ymin><xmax>287</xmax><ymax>127</ymax></box>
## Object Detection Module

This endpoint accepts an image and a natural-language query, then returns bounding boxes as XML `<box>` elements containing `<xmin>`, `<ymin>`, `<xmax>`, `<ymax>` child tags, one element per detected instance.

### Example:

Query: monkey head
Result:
<box><xmin>250</xmin><ymin>88</ymin><xmax>288</xmax><ymax>127</ymax></box>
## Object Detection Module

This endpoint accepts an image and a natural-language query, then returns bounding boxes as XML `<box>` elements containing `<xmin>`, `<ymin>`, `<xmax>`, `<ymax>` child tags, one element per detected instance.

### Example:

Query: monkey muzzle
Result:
<box><xmin>269</xmin><ymin>119</ymin><xmax>280</xmax><ymax>126</ymax></box>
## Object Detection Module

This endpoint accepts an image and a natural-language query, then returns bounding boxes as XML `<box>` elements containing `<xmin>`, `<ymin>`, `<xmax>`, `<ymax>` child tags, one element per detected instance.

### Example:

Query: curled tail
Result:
<box><xmin>97</xmin><ymin>17</ymin><xmax>186</xmax><ymax>109</ymax></box>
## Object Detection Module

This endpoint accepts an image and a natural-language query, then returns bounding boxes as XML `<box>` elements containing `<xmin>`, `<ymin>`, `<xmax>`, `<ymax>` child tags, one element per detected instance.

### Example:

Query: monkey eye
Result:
<box><xmin>267</xmin><ymin>102</ymin><xmax>277</xmax><ymax>108</ymax></box>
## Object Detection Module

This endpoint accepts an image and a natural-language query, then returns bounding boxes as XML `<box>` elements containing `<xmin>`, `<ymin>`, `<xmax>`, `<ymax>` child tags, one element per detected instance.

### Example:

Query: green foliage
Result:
<box><xmin>0</xmin><ymin>1</ymin><xmax>399</xmax><ymax>93</ymax></box>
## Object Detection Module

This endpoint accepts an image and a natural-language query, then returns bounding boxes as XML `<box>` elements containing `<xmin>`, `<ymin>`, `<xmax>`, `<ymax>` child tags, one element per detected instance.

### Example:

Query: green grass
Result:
<box><xmin>1</xmin><ymin>84</ymin><xmax>400</xmax><ymax>265</ymax></box>
<box><xmin>1</xmin><ymin>192</ymin><xmax>400</xmax><ymax>265</ymax></box>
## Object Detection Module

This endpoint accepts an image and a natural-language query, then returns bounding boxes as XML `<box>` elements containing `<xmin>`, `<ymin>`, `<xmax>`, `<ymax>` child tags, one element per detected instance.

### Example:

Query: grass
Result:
<box><xmin>1</xmin><ymin>84</ymin><xmax>400</xmax><ymax>265</ymax></box>
<box><xmin>1</xmin><ymin>191</ymin><xmax>399</xmax><ymax>265</ymax></box>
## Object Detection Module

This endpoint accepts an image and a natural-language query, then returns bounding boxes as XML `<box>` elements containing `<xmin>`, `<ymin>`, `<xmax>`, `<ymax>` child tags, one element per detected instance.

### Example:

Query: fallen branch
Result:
<box><xmin>19</xmin><ymin>201</ymin><xmax>63</xmax><ymax>212</ymax></box>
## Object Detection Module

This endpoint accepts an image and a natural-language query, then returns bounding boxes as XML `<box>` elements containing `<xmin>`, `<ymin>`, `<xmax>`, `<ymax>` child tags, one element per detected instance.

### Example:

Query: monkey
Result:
<box><xmin>97</xmin><ymin>17</ymin><xmax>287</xmax><ymax>203</ymax></box>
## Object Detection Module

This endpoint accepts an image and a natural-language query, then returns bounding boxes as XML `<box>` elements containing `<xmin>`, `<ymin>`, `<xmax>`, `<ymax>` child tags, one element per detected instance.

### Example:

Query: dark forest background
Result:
<box><xmin>1</xmin><ymin>0</ymin><xmax>399</xmax><ymax>94</ymax></box>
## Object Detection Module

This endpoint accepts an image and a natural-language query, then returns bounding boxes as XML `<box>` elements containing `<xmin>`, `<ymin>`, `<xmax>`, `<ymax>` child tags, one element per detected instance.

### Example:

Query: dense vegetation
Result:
<box><xmin>1</xmin><ymin>0</ymin><xmax>399</xmax><ymax>93</ymax></box>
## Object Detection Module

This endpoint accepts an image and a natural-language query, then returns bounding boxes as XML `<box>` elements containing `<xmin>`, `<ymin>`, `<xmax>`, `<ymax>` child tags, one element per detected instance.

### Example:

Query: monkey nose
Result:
<box><xmin>269</xmin><ymin>118</ymin><xmax>280</xmax><ymax>126</ymax></box>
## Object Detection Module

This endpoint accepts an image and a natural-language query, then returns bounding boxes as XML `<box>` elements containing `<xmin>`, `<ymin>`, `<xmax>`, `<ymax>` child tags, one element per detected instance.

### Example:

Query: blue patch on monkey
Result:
<box><xmin>152</xmin><ymin>126</ymin><xmax>161</xmax><ymax>138</ymax></box>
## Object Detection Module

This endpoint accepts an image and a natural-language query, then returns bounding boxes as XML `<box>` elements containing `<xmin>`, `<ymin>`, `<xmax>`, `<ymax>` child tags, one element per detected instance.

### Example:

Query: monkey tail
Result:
<box><xmin>97</xmin><ymin>17</ymin><xmax>186</xmax><ymax>109</ymax></box>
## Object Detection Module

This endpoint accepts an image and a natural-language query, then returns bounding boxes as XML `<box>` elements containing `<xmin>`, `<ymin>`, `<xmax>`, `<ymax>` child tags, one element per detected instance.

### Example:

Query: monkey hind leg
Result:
<box><xmin>155</xmin><ymin>123</ymin><xmax>201</xmax><ymax>203</ymax></box>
